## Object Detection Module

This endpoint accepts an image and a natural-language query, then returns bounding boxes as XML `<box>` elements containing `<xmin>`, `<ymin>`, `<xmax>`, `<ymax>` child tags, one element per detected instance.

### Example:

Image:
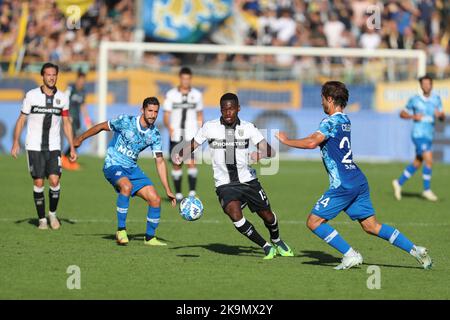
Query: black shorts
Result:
<box><xmin>169</xmin><ymin>140</ymin><xmax>194</xmax><ymax>163</ymax></box>
<box><xmin>215</xmin><ymin>179</ymin><xmax>271</xmax><ymax>213</ymax></box>
<box><xmin>27</xmin><ymin>150</ymin><xmax>62</xmax><ymax>179</ymax></box>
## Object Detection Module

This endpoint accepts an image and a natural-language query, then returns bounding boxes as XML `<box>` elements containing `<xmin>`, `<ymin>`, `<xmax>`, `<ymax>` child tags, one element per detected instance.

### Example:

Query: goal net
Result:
<box><xmin>93</xmin><ymin>41</ymin><xmax>426</xmax><ymax>162</ymax></box>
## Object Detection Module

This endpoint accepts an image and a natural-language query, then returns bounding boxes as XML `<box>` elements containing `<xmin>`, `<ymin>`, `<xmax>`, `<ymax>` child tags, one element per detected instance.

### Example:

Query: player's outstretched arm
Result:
<box><xmin>11</xmin><ymin>113</ymin><xmax>27</xmax><ymax>158</ymax></box>
<box><xmin>174</xmin><ymin>139</ymin><xmax>200</xmax><ymax>165</ymax></box>
<box><xmin>400</xmin><ymin>110</ymin><xmax>422</xmax><ymax>121</ymax></box>
<box><xmin>275</xmin><ymin>131</ymin><xmax>325</xmax><ymax>149</ymax></box>
<box><xmin>62</xmin><ymin>116</ymin><xmax>77</xmax><ymax>162</ymax></box>
<box><xmin>154</xmin><ymin>153</ymin><xmax>177</xmax><ymax>207</ymax></box>
<box><xmin>74</xmin><ymin>121</ymin><xmax>110</xmax><ymax>148</ymax></box>
<box><xmin>251</xmin><ymin>140</ymin><xmax>276</xmax><ymax>162</ymax></box>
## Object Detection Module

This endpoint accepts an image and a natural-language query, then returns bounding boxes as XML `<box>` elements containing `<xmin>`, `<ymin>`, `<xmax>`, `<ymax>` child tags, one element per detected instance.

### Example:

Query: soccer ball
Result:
<box><xmin>179</xmin><ymin>196</ymin><xmax>204</xmax><ymax>221</ymax></box>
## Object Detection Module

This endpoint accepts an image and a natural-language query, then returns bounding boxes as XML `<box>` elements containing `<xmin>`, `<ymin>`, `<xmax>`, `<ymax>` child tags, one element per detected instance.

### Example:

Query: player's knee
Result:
<box><xmin>34</xmin><ymin>180</ymin><xmax>44</xmax><ymax>188</ymax></box>
<box><xmin>361</xmin><ymin>222</ymin><xmax>377</xmax><ymax>235</ymax></box>
<box><xmin>148</xmin><ymin>194</ymin><xmax>161</xmax><ymax>207</ymax></box>
<box><xmin>306</xmin><ymin>218</ymin><xmax>318</xmax><ymax>231</ymax></box>
<box><xmin>48</xmin><ymin>178</ymin><xmax>59</xmax><ymax>188</ymax></box>
<box><xmin>120</xmin><ymin>183</ymin><xmax>132</xmax><ymax>196</ymax></box>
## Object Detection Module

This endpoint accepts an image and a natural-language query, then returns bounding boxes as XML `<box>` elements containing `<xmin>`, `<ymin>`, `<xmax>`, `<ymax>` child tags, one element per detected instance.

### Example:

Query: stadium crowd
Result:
<box><xmin>0</xmin><ymin>0</ymin><xmax>449</xmax><ymax>77</ymax></box>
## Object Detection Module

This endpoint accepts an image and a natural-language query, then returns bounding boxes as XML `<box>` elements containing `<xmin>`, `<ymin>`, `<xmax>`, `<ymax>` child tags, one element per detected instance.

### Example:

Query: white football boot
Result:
<box><xmin>422</xmin><ymin>190</ymin><xmax>438</xmax><ymax>202</ymax></box>
<box><xmin>38</xmin><ymin>218</ymin><xmax>48</xmax><ymax>230</ymax></box>
<box><xmin>49</xmin><ymin>213</ymin><xmax>61</xmax><ymax>230</ymax></box>
<box><xmin>410</xmin><ymin>246</ymin><xmax>433</xmax><ymax>269</ymax></box>
<box><xmin>334</xmin><ymin>251</ymin><xmax>363</xmax><ymax>270</ymax></box>
<box><xmin>392</xmin><ymin>179</ymin><xmax>402</xmax><ymax>201</ymax></box>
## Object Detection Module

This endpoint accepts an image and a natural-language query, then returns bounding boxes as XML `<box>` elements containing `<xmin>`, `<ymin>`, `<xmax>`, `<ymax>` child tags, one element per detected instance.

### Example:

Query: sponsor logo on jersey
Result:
<box><xmin>117</xmin><ymin>144</ymin><xmax>138</xmax><ymax>159</ymax></box>
<box><xmin>30</xmin><ymin>106</ymin><xmax>62</xmax><ymax>115</ymax></box>
<box><xmin>208</xmin><ymin>139</ymin><xmax>250</xmax><ymax>149</ymax></box>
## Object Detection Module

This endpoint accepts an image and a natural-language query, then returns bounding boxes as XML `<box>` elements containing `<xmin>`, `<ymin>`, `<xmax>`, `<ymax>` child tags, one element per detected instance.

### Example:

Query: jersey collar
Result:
<box><xmin>136</xmin><ymin>116</ymin><xmax>151</xmax><ymax>133</ymax></box>
<box><xmin>220</xmin><ymin>117</ymin><xmax>241</xmax><ymax>129</ymax></box>
<box><xmin>40</xmin><ymin>86</ymin><xmax>57</xmax><ymax>95</ymax></box>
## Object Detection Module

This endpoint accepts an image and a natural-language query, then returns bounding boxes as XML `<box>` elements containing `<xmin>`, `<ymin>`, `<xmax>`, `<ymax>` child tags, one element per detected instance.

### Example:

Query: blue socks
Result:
<box><xmin>312</xmin><ymin>223</ymin><xmax>351</xmax><ymax>255</ymax></box>
<box><xmin>378</xmin><ymin>224</ymin><xmax>414</xmax><ymax>253</ymax></box>
<box><xmin>398</xmin><ymin>163</ymin><xmax>417</xmax><ymax>186</ymax></box>
<box><xmin>422</xmin><ymin>166</ymin><xmax>432</xmax><ymax>191</ymax></box>
<box><xmin>146</xmin><ymin>206</ymin><xmax>161</xmax><ymax>239</ymax></box>
<box><xmin>116</xmin><ymin>194</ymin><xmax>129</xmax><ymax>230</ymax></box>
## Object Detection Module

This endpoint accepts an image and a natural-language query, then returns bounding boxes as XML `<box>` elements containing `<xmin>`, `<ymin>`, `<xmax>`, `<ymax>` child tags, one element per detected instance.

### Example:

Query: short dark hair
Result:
<box><xmin>77</xmin><ymin>70</ymin><xmax>86</xmax><ymax>78</ymax></box>
<box><xmin>220</xmin><ymin>92</ymin><xmax>239</xmax><ymax>107</ymax></box>
<box><xmin>142</xmin><ymin>96</ymin><xmax>160</xmax><ymax>108</ymax></box>
<box><xmin>179</xmin><ymin>67</ymin><xmax>192</xmax><ymax>76</ymax></box>
<box><xmin>419</xmin><ymin>74</ymin><xmax>433</xmax><ymax>84</ymax></box>
<box><xmin>40</xmin><ymin>62</ymin><xmax>59</xmax><ymax>76</ymax></box>
<box><xmin>321</xmin><ymin>81</ymin><xmax>349</xmax><ymax>108</ymax></box>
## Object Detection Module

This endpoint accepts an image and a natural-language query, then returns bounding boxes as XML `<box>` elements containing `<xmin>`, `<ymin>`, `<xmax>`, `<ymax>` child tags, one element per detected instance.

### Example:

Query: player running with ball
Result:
<box><xmin>276</xmin><ymin>81</ymin><xmax>432</xmax><ymax>270</ymax></box>
<box><xmin>74</xmin><ymin>97</ymin><xmax>176</xmax><ymax>246</ymax></box>
<box><xmin>176</xmin><ymin>93</ymin><xmax>293</xmax><ymax>260</ymax></box>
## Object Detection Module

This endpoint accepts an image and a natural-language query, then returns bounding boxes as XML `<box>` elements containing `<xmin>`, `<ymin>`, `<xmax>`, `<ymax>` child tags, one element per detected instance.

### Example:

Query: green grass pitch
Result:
<box><xmin>0</xmin><ymin>155</ymin><xmax>449</xmax><ymax>299</ymax></box>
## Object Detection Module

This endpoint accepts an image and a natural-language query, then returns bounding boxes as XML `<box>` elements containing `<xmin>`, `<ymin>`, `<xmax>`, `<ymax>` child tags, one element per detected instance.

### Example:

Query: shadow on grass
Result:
<box><xmin>401</xmin><ymin>191</ymin><xmax>424</xmax><ymax>199</ymax></box>
<box><xmin>15</xmin><ymin>218</ymin><xmax>76</xmax><ymax>227</ymax></box>
<box><xmin>170</xmin><ymin>243</ymin><xmax>262</xmax><ymax>257</ymax></box>
<box><xmin>299</xmin><ymin>250</ymin><xmax>423</xmax><ymax>270</ymax></box>
<box><xmin>298</xmin><ymin>250</ymin><xmax>341</xmax><ymax>266</ymax></box>
<box><xmin>73</xmin><ymin>233</ymin><xmax>171</xmax><ymax>243</ymax></box>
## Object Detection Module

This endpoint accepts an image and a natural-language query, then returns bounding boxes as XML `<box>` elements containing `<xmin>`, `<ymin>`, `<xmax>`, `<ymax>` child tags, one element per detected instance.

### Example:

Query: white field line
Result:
<box><xmin>1</xmin><ymin>218</ymin><xmax>447</xmax><ymax>227</ymax></box>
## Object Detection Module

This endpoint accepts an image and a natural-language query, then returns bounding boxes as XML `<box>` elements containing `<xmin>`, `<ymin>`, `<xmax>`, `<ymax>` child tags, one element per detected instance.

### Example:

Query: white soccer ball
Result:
<box><xmin>179</xmin><ymin>196</ymin><xmax>204</xmax><ymax>221</ymax></box>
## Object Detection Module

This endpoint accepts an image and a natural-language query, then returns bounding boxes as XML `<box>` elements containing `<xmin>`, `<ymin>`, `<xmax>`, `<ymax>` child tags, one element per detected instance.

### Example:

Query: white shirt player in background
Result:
<box><xmin>163</xmin><ymin>67</ymin><xmax>203</xmax><ymax>202</ymax></box>
<box><xmin>175</xmin><ymin>93</ymin><xmax>294</xmax><ymax>260</ymax></box>
<box><xmin>11</xmin><ymin>62</ymin><xmax>77</xmax><ymax>230</ymax></box>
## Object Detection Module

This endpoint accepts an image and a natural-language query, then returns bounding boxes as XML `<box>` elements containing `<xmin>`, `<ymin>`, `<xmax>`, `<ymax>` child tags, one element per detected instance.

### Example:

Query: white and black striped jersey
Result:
<box><xmin>21</xmin><ymin>86</ymin><xmax>69</xmax><ymax>151</ymax></box>
<box><xmin>194</xmin><ymin>117</ymin><xmax>265</xmax><ymax>187</ymax></box>
<box><xmin>163</xmin><ymin>87</ymin><xmax>203</xmax><ymax>142</ymax></box>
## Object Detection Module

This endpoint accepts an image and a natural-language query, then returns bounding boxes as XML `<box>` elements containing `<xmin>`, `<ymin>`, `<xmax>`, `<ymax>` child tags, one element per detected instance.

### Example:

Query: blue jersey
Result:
<box><xmin>317</xmin><ymin>112</ymin><xmax>367</xmax><ymax>189</ymax></box>
<box><xmin>104</xmin><ymin>115</ymin><xmax>162</xmax><ymax>169</ymax></box>
<box><xmin>405</xmin><ymin>93</ymin><xmax>443</xmax><ymax>140</ymax></box>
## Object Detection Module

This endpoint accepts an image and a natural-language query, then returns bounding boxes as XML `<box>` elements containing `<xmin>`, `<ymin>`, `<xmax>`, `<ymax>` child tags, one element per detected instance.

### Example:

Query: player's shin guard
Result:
<box><xmin>187</xmin><ymin>167</ymin><xmax>198</xmax><ymax>193</ymax></box>
<box><xmin>171</xmin><ymin>169</ymin><xmax>183</xmax><ymax>194</ymax></box>
<box><xmin>146</xmin><ymin>207</ymin><xmax>161</xmax><ymax>241</ymax></box>
<box><xmin>33</xmin><ymin>186</ymin><xmax>45</xmax><ymax>219</ymax></box>
<box><xmin>116</xmin><ymin>194</ymin><xmax>129</xmax><ymax>231</ymax></box>
<box><xmin>312</xmin><ymin>223</ymin><xmax>351</xmax><ymax>255</ymax></box>
<box><xmin>49</xmin><ymin>184</ymin><xmax>60</xmax><ymax>214</ymax></box>
<box><xmin>377</xmin><ymin>224</ymin><xmax>414</xmax><ymax>253</ymax></box>
<box><xmin>422</xmin><ymin>166</ymin><xmax>432</xmax><ymax>191</ymax></box>
<box><xmin>233</xmin><ymin>217</ymin><xmax>268</xmax><ymax>248</ymax></box>
<box><xmin>398</xmin><ymin>164</ymin><xmax>417</xmax><ymax>186</ymax></box>
<box><xmin>264</xmin><ymin>212</ymin><xmax>280</xmax><ymax>242</ymax></box>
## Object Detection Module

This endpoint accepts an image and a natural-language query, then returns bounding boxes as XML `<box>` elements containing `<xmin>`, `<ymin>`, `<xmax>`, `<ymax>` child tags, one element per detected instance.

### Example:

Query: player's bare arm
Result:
<box><xmin>74</xmin><ymin>121</ymin><xmax>110</xmax><ymax>147</ymax></box>
<box><xmin>275</xmin><ymin>131</ymin><xmax>326</xmax><ymax>149</ymax></box>
<box><xmin>174</xmin><ymin>138</ymin><xmax>200</xmax><ymax>165</ymax></box>
<box><xmin>11</xmin><ymin>113</ymin><xmax>27</xmax><ymax>158</ymax></box>
<box><xmin>400</xmin><ymin>109</ymin><xmax>422</xmax><ymax>121</ymax></box>
<box><xmin>435</xmin><ymin>109</ymin><xmax>445</xmax><ymax>121</ymax></box>
<box><xmin>251</xmin><ymin>139</ymin><xmax>276</xmax><ymax>162</ymax></box>
<box><xmin>163</xmin><ymin>111</ymin><xmax>174</xmax><ymax>137</ymax></box>
<box><xmin>197</xmin><ymin>110</ymin><xmax>203</xmax><ymax>128</ymax></box>
<box><xmin>154</xmin><ymin>152</ymin><xmax>177</xmax><ymax>207</ymax></box>
<box><xmin>62</xmin><ymin>116</ymin><xmax>78</xmax><ymax>162</ymax></box>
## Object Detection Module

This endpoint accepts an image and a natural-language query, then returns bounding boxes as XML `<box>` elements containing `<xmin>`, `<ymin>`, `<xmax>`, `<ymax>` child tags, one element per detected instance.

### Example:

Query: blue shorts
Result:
<box><xmin>311</xmin><ymin>183</ymin><xmax>375</xmax><ymax>221</ymax></box>
<box><xmin>103</xmin><ymin>165</ymin><xmax>153</xmax><ymax>197</ymax></box>
<box><xmin>412</xmin><ymin>138</ymin><xmax>432</xmax><ymax>156</ymax></box>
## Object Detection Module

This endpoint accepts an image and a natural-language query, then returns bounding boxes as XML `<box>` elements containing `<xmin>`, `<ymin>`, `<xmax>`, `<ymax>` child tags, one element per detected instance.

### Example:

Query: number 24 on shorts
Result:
<box><xmin>315</xmin><ymin>195</ymin><xmax>330</xmax><ymax>210</ymax></box>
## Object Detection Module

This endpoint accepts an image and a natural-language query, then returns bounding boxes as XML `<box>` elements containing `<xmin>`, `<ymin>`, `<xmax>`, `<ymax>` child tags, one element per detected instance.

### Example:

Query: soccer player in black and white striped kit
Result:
<box><xmin>176</xmin><ymin>93</ymin><xmax>293</xmax><ymax>259</ymax></box>
<box><xmin>11</xmin><ymin>63</ymin><xmax>77</xmax><ymax>230</ymax></box>
<box><xmin>163</xmin><ymin>67</ymin><xmax>203</xmax><ymax>202</ymax></box>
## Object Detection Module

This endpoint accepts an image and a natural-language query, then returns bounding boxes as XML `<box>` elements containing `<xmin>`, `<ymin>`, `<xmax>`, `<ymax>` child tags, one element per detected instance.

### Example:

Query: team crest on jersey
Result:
<box><xmin>238</xmin><ymin>129</ymin><xmax>244</xmax><ymax>137</ymax></box>
<box><xmin>56</xmin><ymin>99</ymin><xmax>61</xmax><ymax>105</ymax></box>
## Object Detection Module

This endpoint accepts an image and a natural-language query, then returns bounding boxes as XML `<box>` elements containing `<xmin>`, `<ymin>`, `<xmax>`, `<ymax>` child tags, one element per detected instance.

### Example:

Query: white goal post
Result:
<box><xmin>96</xmin><ymin>41</ymin><xmax>427</xmax><ymax>157</ymax></box>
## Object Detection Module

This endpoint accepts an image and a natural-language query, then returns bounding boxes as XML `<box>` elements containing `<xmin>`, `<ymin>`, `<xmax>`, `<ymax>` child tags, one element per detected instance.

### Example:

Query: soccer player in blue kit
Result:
<box><xmin>74</xmin><ymin>97</ymin><xmax>176</xmax><ymax>246</ymax></box>
<box><xmin>276</xmin><ymin>81</ymin><xmax>432</xmax><ymax>270</ymax></box>
<box><xmin>392</xmin><ymin>75</ymin><xmax>445</xmax><ymax>202</ymax></box>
